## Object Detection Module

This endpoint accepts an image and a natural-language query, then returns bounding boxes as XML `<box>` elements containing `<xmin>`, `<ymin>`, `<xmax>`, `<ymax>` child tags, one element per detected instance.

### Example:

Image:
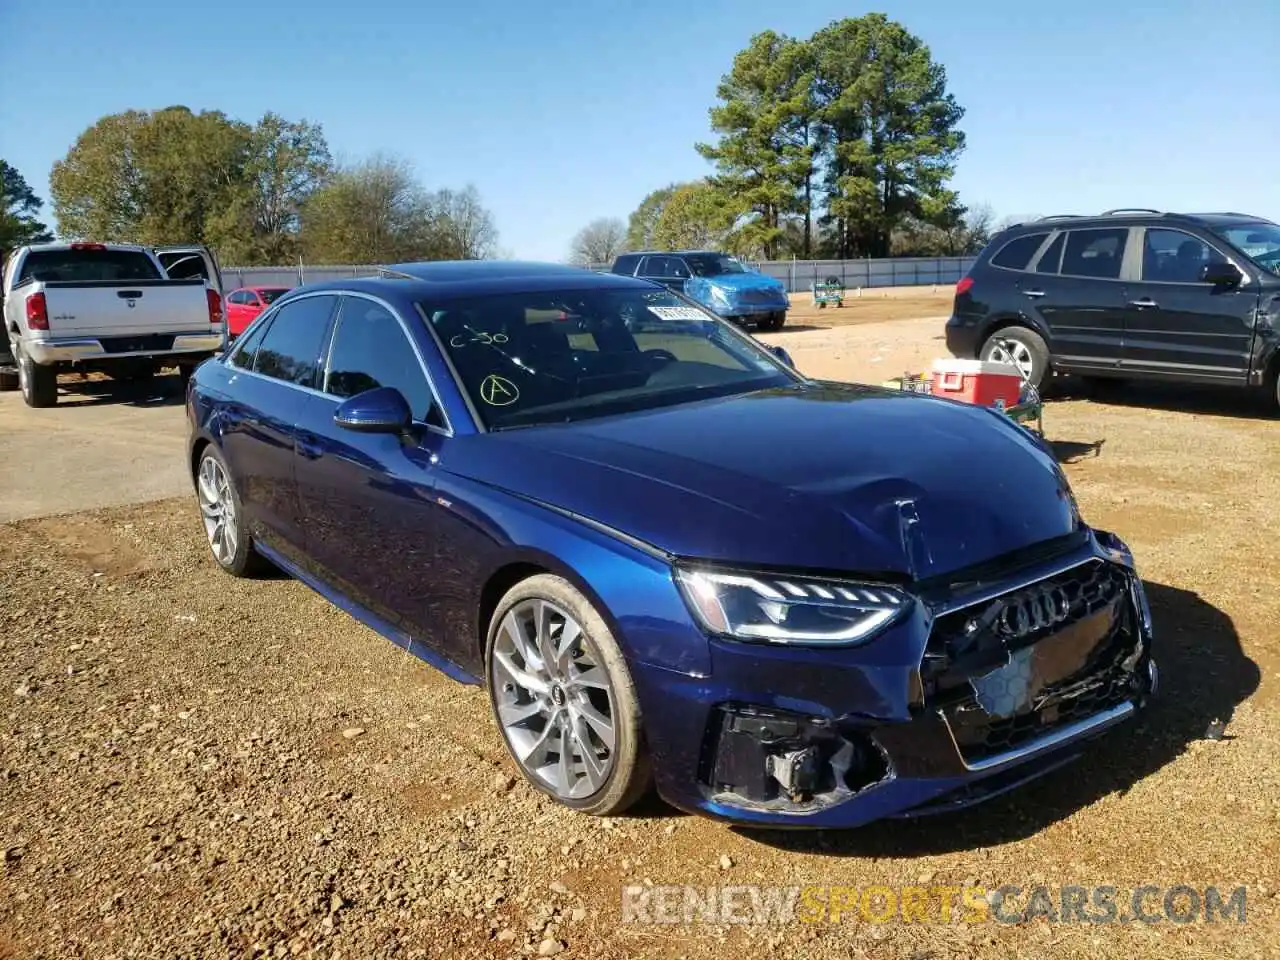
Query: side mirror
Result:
<box><xmin>1201</xmin><ymin>261</ymin><xmax>1243</xmax><ymax>287</ymax></box>
<box><xmin>770</xmin><ymin>345</ymin><xmax>795</xmax><ymax>368</ymax></box>
<box><xmin>333</xmin><ymin>386</ymin><xmax>414</xmax><ymax>435</ymax></box>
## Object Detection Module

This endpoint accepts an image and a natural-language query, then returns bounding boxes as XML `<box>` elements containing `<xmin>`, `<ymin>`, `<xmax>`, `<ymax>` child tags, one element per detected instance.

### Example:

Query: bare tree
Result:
<box><xmin>568</xmin><ymin>217</ymin><xmax>628</xmax><ymax>265</ymax></box>
<box><xmin>426</xmin><ymin>184</ymin><xmax>499</xmax><ymax>260</ymax></box>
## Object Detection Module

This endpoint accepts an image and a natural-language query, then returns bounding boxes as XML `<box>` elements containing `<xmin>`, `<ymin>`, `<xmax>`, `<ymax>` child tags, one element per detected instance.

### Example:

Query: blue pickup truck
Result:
<box><xmin>610</xmin><ymin>250</ymin><xmax>790</xmax><ymax>330</ymax></box>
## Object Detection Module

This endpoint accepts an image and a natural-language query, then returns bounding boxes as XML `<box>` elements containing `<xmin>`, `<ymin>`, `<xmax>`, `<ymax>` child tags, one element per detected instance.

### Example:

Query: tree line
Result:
<box><xmin>26</xmin><ymin>106</ymin><xmax>497</xmax><ymax>266</ymax></box>
<box><xmin>570</xmin><ymin>14</ymin><xmax>995</xmax><ymax>266</ymax></box>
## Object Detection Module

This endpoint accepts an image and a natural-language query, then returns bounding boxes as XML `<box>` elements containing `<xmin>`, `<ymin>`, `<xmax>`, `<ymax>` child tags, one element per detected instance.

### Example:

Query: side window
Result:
<box><xmin>1035</xmin><ymin>233</ymin><xmax>1066</xmax><ymax>274</ymax></box>
<box><xmin>1061</xmin><ymin>228</ymin><xmax>1128</xmax><ymax>280</ymax></box>
<box><xmin>669</xmin><ymin>258</ymin><xmax>691</xmax><ymax>279</ymax></box>
<box><xmin>253</xmin><ymin>295</ymin><xmax>336</xmax><ymax>388</ymax></box>
<box><xmin>323</xmin><ymin>298</ymin><xmax>438</xmax><ymax>423</ymax></box>
<box><xmin>228</xmin><ymin>291</ymin><xmax>250</xmax><ymax>305</ymax></box>
<box><xmin>612</xmin><ymin>254</ymin><xmax>641</xmax><ymax>275</ymax></box>
<box><xmin>228</xmin><ymin>313</ymin><xmax>273</xmax><ymax>369</ymax></box>
<box><xmin>1141</xmin><ymin>229</ymin><xmax>1226</xmax><ymax>283</ymax></box>
<box><xmin>643</xmin><ymin>256</ymin><xmax>672</xmax><ymax>278</ymax></box>
<box><xmin>990</xmin><ymin>233</ymin><xmax>1048</xmax><ymax>271</ymax></box>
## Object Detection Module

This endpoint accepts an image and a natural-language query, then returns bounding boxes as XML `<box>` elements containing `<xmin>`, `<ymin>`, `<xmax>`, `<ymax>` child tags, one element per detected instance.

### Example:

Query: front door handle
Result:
<box><xmin>1128</xmin><ymin>298</ymin><xmax>1159</xmax><ymax>309</ymax></box>
<box><xmin>1021</xmin><ymin>289</ymin><xmax>1046</xmax><ymax>299</ymax></box>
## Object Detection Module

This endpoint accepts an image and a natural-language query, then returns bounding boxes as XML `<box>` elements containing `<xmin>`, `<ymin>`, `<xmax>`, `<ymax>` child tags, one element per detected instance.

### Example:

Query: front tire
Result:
<box><xmin>980</xmin><ymin>325</ymin><xmax>1050</xmax><ymax>390</ymax></box>
<box><xmin>485</xmin><ymin>574</ymin><xmax>652</xmax><ymax>816</ymax></box>
<box><xmin>194</xmin><ymin>444</ymin><xmax>269</xmax><ymax>577</ymax></box>
<box><xmin>759</xmin><ymin>311</ymin><xmax>786</xmax><ymax>332</ymax></box>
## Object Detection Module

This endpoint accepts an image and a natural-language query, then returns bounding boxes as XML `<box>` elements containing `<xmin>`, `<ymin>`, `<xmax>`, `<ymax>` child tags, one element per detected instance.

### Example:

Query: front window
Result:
<box><xmin>418</xmin><ymin>286</ymin><xmax>797</xmax><ymax>429</ymax></box>
<box><xmin>1207</xmin><ymin>221</ymin><xmax>1280</xmax><ymax>277</ymax></box>
<box><xmin>684</xmin><ymin>254</ymin><xmax>747</xmax><ymax>277</ymax></box>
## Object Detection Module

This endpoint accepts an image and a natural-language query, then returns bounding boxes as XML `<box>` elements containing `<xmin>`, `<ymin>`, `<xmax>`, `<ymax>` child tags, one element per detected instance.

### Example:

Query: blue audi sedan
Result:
<box><xmin>185</xmin><ymin>261</ymin><xmax>1157</xmax><ymax>828</ymax></box>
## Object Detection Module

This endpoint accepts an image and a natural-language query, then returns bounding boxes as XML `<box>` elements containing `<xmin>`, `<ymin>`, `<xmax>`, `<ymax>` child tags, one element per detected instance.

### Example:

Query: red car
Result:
<box><xmin>225</xmin><ymin>286</ymin><xmax>291</xmax><ymax>338</ymax></box>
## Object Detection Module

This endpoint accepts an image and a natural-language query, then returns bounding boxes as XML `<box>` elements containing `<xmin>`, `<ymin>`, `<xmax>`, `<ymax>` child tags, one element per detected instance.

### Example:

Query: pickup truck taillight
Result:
<box><xmin>206</xmin><ymin>288</ymin><xmax>222</xmax><ymax>326</ymax></box>
<box><xmin>26</xmin><ymin>292</ymin><xmax>49</xmax><ymax>330</ymax></box>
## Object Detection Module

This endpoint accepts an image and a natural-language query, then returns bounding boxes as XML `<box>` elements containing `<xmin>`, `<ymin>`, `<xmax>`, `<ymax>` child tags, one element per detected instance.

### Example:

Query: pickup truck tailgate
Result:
<box><xmin>38</xmin><ymin>280</ymin><xmax>211</xmax><ymax>339</ymax></box>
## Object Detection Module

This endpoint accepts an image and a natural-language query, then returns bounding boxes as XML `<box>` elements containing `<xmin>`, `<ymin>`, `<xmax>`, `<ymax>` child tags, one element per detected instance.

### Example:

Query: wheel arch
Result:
<box><xmin>474</xmin><ymin>548</ymin><xmax>634</xmax><ymax>684</ymax></box>
<box><xmin>977</xmin><ymin>312</ymin><xmax>1051</xmax><ymax>348</ymax></box>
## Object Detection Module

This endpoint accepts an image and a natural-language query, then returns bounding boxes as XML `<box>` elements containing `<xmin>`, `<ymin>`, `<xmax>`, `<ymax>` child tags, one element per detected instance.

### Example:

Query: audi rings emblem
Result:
<box><xmin>996</xmin><ymin>585</ymin><xmax>1070</xmax><ymax>638</ymax></box>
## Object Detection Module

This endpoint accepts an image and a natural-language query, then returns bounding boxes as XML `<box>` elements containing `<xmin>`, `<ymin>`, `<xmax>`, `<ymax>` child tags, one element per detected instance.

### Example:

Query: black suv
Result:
<box><xmin>945</xmin><ymin>209</ymin><xmax>1280</xmax><ymax>407</ymax></box>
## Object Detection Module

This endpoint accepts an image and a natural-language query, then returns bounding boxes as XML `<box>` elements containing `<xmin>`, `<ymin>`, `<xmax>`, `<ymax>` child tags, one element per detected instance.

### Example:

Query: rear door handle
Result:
<box><xmin>1128</xmin><ymin>298</ymin><xmax>1159</xmax><ymax>309</ymax></box>
<box><xmin>1021</xmin><ymin>289</ymin><xmax>1046</xmax><ymax>299</ymax></box>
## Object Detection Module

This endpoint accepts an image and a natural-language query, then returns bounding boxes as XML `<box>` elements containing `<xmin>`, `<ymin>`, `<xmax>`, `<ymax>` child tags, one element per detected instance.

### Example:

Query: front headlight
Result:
<box><xmin>708</xmin><ymin>286</ymin><xmax>733</xmax><ymax>307</ymax></box>
<box><xmin>674</xmin><ymin>566</ymin><xmax>911</xmax><ymax>646</ymax></box>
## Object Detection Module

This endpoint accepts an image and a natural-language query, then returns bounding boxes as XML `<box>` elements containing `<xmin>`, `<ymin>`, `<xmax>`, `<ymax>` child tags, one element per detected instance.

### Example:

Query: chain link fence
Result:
<box><xmin>220</xmin><ymin>257</ymin><xmax>976</xmax><ymax>295</ymax></box>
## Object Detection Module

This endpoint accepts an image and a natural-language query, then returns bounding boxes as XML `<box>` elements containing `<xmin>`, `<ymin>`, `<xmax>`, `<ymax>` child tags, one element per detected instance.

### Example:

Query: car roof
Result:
<box><xmin>286</xmin><ymin>260</ymin><xmax>659</xmax><ymax>301</ymax></box>
<box><xmin>623</xmin><ymin>250</ymin><xmax>726</xmax><ymax>257</ymax></box>
<box><xmin>1001</xmin><ymin>210</ymin><xmax>1277</xmax><ymax>233</ymax></box>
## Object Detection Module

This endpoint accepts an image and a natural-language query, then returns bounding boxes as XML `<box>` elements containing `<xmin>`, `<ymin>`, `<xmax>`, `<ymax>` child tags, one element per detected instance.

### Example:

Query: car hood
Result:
<box><xmin>698</xmin><ymin>272</ymin><xmax>784</xmax><ymax>293</ymax></box>
<box><xmin>449</xmin><ymin>382</ymin><xmax>1078</xmax><ymax>580</ymax></box>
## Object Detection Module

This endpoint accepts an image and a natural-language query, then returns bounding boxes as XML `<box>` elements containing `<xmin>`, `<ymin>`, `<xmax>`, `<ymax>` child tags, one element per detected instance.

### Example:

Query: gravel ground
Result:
<box><xmin>2</xmin><ymin>311</ymin><xmax>1279</xmax><ymax>959</ymax></box>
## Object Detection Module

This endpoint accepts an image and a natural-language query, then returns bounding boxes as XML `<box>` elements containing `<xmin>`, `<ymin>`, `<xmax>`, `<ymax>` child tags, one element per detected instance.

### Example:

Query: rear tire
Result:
<box><xmin>485</xmin><ymin>574</ymin><xmax>652</xmax><ymax>817</ymax></box>
<box><xmin>194</xmin><ymin>444</ymin><xmax>270</xmax><ymax>577</ymax></box>
<box><xmin>17</xmin><ymin>346</ymin><xmax>57</xmax><ymax>408</ymax></box>
<box><xmin>980</xmin><ymin>325</ymin><xmax>1050</xmax><ymax>390</ymax></box>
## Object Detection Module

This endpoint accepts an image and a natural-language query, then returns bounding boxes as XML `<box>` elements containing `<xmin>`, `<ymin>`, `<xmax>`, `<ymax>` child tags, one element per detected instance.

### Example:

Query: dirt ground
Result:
<box><xmin>2</xmin><ymin>308</ymin><xmax>1278</xmax><ymax>959</ymax></box>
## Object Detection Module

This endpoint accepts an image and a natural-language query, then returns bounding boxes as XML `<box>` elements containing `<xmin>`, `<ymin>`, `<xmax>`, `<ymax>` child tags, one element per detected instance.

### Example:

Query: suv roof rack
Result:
<box><xmin>1035</xmin><ymin>214</ymin><xmax>1083</xmax><ymax>222</ymax></box>
<box><xmin>374</xmin><ymin>266</ymin><xmax>416</xmax><ymax>280</ymax></box>
<box><xmin>1099</xmin><ymin>208</ymin><xmax>1162</xmax><ymax>216</ymax></box>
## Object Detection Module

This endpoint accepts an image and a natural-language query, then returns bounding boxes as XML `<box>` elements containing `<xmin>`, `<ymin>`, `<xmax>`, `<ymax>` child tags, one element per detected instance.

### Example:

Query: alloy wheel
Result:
<box><xmin>491</xmin><ymin>598</ymin><xmax>617</xmax><ymax>800</ymax></box>
<box><xmin>987</xmin><ymin>337</ymin><xmax>1035</xmax><ymax>382</ymax></box>
<box><xmin>197</xmin><ymin>455</ymin><xmax>239</xmax><ymax>566</ymax></box>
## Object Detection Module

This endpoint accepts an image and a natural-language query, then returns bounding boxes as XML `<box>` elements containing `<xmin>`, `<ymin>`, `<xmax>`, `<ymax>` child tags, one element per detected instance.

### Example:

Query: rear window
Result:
<box><xmin>990</xmin><ymin>233</ymin><xmax>1049</xmax><ymax>271</ymax></box>
<box><xmin>18</xmin><ymin>249</ymin><xmax>162</xmax><ymax>284</ymax></box>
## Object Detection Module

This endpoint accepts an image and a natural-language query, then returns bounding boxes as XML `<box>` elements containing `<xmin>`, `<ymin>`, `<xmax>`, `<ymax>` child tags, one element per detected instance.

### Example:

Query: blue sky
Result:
<box><xmin>2</xmin><ymin>0</ymin><xmax>1276</xmax><ymax>262</ymax></box>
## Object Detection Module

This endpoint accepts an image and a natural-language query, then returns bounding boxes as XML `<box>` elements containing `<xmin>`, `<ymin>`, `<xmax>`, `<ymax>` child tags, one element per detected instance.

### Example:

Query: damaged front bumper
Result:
<box><xmin>633</xmin><ymin>529</ymin><xmax>1157</xmax><ymax>829</ymax></box>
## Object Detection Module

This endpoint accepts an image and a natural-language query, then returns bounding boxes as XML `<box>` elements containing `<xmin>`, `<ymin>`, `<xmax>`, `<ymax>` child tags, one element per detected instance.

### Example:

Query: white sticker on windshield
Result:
<box><xmin>646</xmin><ymin>306</ymin><xmax>708</xmax><ymax>322</ymax></box>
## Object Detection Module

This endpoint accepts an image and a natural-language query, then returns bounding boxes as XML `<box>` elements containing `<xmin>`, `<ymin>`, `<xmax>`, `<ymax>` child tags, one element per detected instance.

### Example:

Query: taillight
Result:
<box><xmin>69</xmin><ymin>242</ymin><xmax>107</xmax><ymax>252</ymax></box>
<box><xmin>206</xmin><ymin>288</ymin><xmax>222</xmax><ymax>326</ymax></box>
<box><xmin>955</xmin><ymin>276</ymin><xmax>974</xmax><ymax>296</ymax></box>
<box><xmin>26</xmin><ymin>292</ymin><xmax>49</xmax><ymax>330</ymax></box>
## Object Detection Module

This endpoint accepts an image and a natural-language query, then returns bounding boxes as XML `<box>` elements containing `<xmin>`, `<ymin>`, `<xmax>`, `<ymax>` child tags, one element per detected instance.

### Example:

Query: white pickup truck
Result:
<box><xmin>0</xmin><ymin>242</ymin><xmax>225</xmax><ymax>407</ymax></box>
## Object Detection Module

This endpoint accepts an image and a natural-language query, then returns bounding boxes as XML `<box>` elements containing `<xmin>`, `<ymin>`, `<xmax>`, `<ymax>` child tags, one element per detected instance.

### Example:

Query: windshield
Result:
<box><xmin>260</xmin><ymin>288</ymin><xmax>290</xmax><ymax>305</ymax></box>
<box><xmin>685</xmin><ymin>254</ymin><xmax>747</xmax><ymax>277</ymax></box>
<box><xmin>1208</xmin><ymin>221</ymin><xmax>1280</xmax><ymax>276</ymax></box>
<box><xmin>419</xmin><ymin>286</ymin><xmax>797</xmax><ymax>429</ymax></box>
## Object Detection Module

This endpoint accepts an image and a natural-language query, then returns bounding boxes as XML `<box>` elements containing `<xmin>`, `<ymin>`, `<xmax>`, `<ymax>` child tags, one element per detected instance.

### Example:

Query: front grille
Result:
<box><xmin>736</xmin><ymin>289</ymin><xmax>784</xmax><ymax>306</ymax></box>
<box><xmin>927</xmin><ymin>559</ymin><xmax>1143</xmax><ymax>765</ymax></box>
<box><xmin>100</xmin><ymin>334</ymin><xmax>176</xmax><ymax>354</ymax></box>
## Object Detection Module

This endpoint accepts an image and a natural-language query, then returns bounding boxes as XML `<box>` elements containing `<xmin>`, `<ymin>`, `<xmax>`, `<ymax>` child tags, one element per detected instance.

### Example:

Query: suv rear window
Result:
<box><xmin>18</xmin><ymin>249</ymin><xmax>162</xmax><ymax>284</ymax></box>
<box><xmin>990</xmin><ymin>233</ymin><xmax>1049</xmax><ymax>270</ymax></box>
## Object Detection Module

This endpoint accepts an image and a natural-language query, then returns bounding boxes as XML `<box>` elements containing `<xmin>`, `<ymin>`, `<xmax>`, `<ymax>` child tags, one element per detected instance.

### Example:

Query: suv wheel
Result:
<box><xmin>980</xmin><ymin>326</ymin><xmax>1049</xmax><ymax>389</ymax></box>
<box><xmin>485</xmin><ymin>574</ymin><xmax>652</xmax><ymax>816</ymax></box>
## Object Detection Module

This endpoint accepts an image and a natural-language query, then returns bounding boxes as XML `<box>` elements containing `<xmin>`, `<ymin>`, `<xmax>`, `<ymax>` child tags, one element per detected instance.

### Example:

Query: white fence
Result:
<box><xmin>220</xmin><ymin>256</ymin><xmax>976</xmax><ymax>295</ymax></box>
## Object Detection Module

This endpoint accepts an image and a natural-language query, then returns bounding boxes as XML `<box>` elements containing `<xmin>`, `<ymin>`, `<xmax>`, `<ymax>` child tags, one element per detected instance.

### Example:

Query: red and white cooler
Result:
<box><xmin>929</xmin><ymin>358</ymin><xmax>1024</xmax><ymax>408</ymax></box>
